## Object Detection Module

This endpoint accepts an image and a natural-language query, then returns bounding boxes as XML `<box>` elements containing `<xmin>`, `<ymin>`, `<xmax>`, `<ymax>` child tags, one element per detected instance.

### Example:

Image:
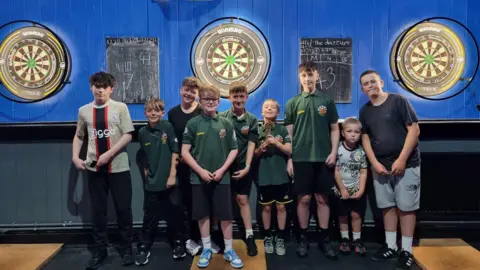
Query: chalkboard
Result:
<box><xmin>106</xmin><ymin>37</ymin><xmax>160</xmax><ymax>104</ymax></box>
<box><xmin>300</xmin><ymin>38</ymin><xmax>352</xmax><ymax>103</ymax></box>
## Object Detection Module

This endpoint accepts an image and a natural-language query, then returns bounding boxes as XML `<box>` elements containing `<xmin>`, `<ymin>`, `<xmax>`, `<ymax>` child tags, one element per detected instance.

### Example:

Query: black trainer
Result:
<box><xmin>339</xmin><ymin>238</ymin><xmax>351</xmax><ymax>255</ymax></box>
<box><xmin>394</xmin><ymin>250</ymin><xmax>414</xmax><ymax>270</ymax></box>
<box><xmin>320</xmin><ymin>238</ymin><xmax>338</xmax><ymax>260</ymax></box>
<box><xmin>173</xmin><ymin>240</ymin><xmax>186</xmax><ymax>259</ymax></box>
<box><xmin>371</xmin><ymin>243</ymin><xmax>398</xmax><ymax>262</ymax></box>
<box><xmin>135</xmin><ymin>244</ymin><xmax>151</xmax><ymax>266</ymax></box>
<box><xmin>296</xmin><ymin>234</ymin><xmax>309</xmax><ymax>258</ymax></box>
<box><xmin>120</xmin><ymin>246</ymin><xmax>134</xmax><ymax>266</ymax></box>
<box><xmin>353</xmin><ymin>239</ymin><xmax>366</xmax><ymax>256</ymax></box>
<box><xmin>246</xmin><ymin>235</ymin><xmax>258</xmax><ymax>256</ymax></box>
<box><xmin>85</xmin><ymin>249</ymin><xmax>107</xmax><ymax>270</ymax></box>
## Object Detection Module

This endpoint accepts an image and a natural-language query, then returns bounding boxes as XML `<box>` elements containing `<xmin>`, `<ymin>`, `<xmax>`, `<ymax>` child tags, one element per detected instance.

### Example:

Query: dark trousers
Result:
<box><xmin>88</xmin><ymin>170</ymin><xmax>133</xmax><ymax>252</ymax></box>
<box><xmin>177</xmin><ymin>163</ymin><xmax>201</xmax><ymax>241</ymax></box>
<box><xmin>140</xmin><ymin>187</ymin><xmax>185</xmax><ymax>249</ymax></box>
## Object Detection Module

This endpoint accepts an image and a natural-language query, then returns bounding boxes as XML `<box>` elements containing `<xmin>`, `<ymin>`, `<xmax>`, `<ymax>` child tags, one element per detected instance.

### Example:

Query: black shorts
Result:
<box><xmin>259</xmin><ymin>184</ymin><xmax>293</xmax><ymax>205</ymax></box>
<box><xmin>192</xmin><ymin>183</ymin><xmax>232</xmax><ymax>221</ymax></box>
<box><xmin>293</xmin><ymin>162</ymin><xmax>335</xmax><ymax>196</ymax></box>
<box><xmin>335</xmin><ymin>196</ymin><xmax>367</xmax><ymax>217</ymax></box>
<box><xmin>230</xmin><ymin>164</ymin><xmax>253</xmax><ymax>196</ymax></box>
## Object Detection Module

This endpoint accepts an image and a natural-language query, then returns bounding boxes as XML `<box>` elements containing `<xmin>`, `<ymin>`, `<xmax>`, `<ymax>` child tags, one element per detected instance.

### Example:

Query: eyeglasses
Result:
<box><xmin>200</xmin><ymin>97</ymin><xmax>218</xmax><ymax>103</ymax></box>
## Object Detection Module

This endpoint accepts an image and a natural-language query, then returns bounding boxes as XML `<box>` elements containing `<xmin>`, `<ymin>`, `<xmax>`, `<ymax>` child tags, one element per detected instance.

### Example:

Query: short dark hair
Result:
<box><xmin>89</xmin><ymin>71</ymin><xmax>116</xmax><ymax>88</ymax></box>
<box><xmin>144</xmin><ymin>97</ymin><xmax>165</xmax><ymax>112</ymax></box>
<box><xmin>298</xmin><ymin>61</ymin><xmax>318</xmax><ymax>73</ymax></box>
<box><xmin>229</xmin><ymin>81</ymin><xmax>248</xmax><ymax>95</ymax></box>
<box><xmin>359</xmin><ymin>69</ymin><xmax>381</xmax><ymax>84</ymax></box>
<box><xmin>182</xmin><ymin>77</ymin><xmax>202</xmax><ymax>89</ymax></box>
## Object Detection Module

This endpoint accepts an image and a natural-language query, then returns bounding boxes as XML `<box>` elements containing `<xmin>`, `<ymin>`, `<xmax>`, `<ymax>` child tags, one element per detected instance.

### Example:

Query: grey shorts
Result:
<box><xmin>372</xmin><ymin>166</ymin><xmax>421</xmax><ymax>211</ymax></box>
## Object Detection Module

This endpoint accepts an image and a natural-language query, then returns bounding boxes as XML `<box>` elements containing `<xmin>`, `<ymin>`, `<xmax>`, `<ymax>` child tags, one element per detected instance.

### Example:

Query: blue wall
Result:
<box><xmin>0</xmin><ymin>0</ymin><xmax>479</xmax><ymax>123</ymax></box>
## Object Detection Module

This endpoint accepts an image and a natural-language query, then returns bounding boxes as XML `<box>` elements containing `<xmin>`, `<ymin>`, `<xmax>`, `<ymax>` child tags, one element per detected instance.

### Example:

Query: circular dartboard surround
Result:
<box><xmin>191</xmin><ymin>20</ymin><xmax>271</xmax><ymax>97</ymax></box>
<box><xmin>390</xmin><ymin>22</ymin><xmax>466</xmax><ymax>97</ymax></box>
<box><xmin>0</xmin><ymin>26</ymin><xmax>70</xmax><ymax>101</ymax></box>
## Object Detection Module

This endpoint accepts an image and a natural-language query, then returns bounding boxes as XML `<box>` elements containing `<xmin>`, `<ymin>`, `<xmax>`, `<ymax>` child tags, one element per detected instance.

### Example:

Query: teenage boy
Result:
<box><xmin>135</xmin><ymin>98</ymin><xmax>186</xmax><ymax>265</ymax></box>
<box><xmin>182</xmin><ymin>84</ymin><xmax>244</xmax><ymax>268</ymax></box>
<box><xmin>167</xmin><ymin>77</ymin><xmax>203</xmax><ymax>255</ymax></box>
<box><xmin>255</xmin><ymin>98</ymin><xmax>293</xmax><ymax>256</ymax></box>
<box><xmin>220</xmin><ymin>82</ymin><xmax>259</xmax><ymax>256</ymax></box>
<box><xmin>72</xmin><ymin>71</ymin><xmax>135</xmax><ymax>269</ymax></box>
<box><xmin>284</xmin><ymin>61</ymin><xmax>340</xmax><ymax>259</ymax></box>
<box><xmin>359</xmin><ymin>70</ymin><xmax>421</xmax><ymax>270</ymax></box>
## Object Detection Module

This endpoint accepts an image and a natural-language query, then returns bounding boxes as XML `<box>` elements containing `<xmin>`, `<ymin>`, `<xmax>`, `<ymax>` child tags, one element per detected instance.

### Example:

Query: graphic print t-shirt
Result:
<box><xmin>334</xmin><ymin>142</ymin><xmax>368</xmax><ymax>191</ymax></box>
<box><xmin>75</xmin><ymin>99</ymin><xmax>135</xmax><ymax>173</ymax></box>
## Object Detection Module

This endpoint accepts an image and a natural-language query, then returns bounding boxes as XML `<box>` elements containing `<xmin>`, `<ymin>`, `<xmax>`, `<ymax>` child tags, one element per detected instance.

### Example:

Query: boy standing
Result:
<box><xmin>135</xmin><ymin>98</ymin><xmax>186</xmax><ymax>265</ymax></box>
<box><xmin>72</xmin><ymin>72</ymin><xmax>134</xmax><ymax>269</ymax></box>
<box><xmin>220</xmin><ymin>82</ymin><xmax>259</xmax><ymax>256</ymax></box>
<box><xmin>333</xmin><ymin>117</ymin><xmax>368</xmax><ymax>256</ymax></box>
<box><xmin>255</xmin><ymin>99</ymin><xmax>293</xmax><ymax>256</ymax></box>
<box><xmin>284</xmin><ymin>61</ymin><xmax>340</xmax><ymax>259</ymax></box>
<box><xmin>167</xmin><ymin>77</ymin><xmax>204</xmax><ymax>255</ymax></box>
<box><xmin>359</xmin><ymin>70</ymin><xmax>420</xmax><ymax>270</ymax></box>
<box><xmin>182</xmin><ymin>84</ymin><xmax>243</xmax><ymax>268</ymax></box>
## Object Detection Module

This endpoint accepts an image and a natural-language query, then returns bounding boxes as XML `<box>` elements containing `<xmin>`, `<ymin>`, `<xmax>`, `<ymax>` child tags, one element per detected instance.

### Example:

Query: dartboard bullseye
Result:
<box><xmin>390</xmin><ymin>22</ymin><xmax>465</xmax><ymax>96</ymax></box>
<box><xmin>0</xmin><ymin>26</ymin><xmax>70</xmax><ymax>101</ymax></box>
<box><xmin>192</xmin><ymin>22</ymin><xmax>270</xmax><ymax>97</ymax></box>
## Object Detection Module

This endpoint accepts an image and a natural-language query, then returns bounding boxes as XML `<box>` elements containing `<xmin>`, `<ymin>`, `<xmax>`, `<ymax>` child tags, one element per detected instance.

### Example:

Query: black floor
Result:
<box><xmin>43</xmin><ymin>241</ymin><xmax>422</xmax><ymax>270</ymax></box>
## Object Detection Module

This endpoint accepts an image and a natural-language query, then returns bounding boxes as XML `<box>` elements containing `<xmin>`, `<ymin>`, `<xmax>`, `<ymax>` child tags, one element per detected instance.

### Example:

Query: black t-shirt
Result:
<box><xmin>167</xmin><ymin>103</ymin><xmax>202</xmax><ymax>150</ymax></box>
<box><xmin>359</xmin><ymin>93</ymin><xmax>420</xmax><ymax>171</ymax></box>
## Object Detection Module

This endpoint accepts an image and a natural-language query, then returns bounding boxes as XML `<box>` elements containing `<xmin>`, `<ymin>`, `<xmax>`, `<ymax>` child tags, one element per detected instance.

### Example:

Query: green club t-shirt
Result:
<box><xmin>257</xmin><ymin>123</ymin><xmax>292</xmax><ymax>186</ymax></box>
<box><xmin>284</xmin><ymin>90</ymin><xmax>339</xmax><ymax>162</ymax></box>
<box><xmin>220</xmin><ymin>109</ymin><xmax>259</xmax><ymax>167</ymax></box>
<box><xmin>138</xmin><ymin>120</ymin><xmax>179</xmax><ymax>191</ymax></box>
<box><xmin>183</xmin><ymin>112</ymin><xmax>238</xmax><ymax>185</ymax></box>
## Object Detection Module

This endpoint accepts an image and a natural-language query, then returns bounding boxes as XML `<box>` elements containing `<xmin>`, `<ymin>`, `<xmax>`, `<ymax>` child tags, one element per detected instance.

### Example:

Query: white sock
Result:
<box><xmin>202</xmin><ymin>236</ymin><xmax>212</xmax><ymax>250</ymax></box>
<box><xmin>224</xmin><ymin>238</ymin><xmax>233</xmax><ymax>251</ymax></box>
<box><xmin>353</xmin><ymin>232</ymin><xmax>361</xmax><ymax>240</ymax></box>
<box><xmin>402</xmin><ymin>235</ymin><xmax>413</xmax><ymax>253</ymax></box>
<box><xmin>340</xmin><ymin>230</ymin><xmax>349</xmax><ymax>239</ymax></box>
<box><xmin>385</xmin><ymin>231</ymin><xmax>398</xmax><ymax>250</ymax></box>
<box><xmin>246</xmin><ymin>229</ymin><xmax>254</xmax><ymax>238</ymax></box>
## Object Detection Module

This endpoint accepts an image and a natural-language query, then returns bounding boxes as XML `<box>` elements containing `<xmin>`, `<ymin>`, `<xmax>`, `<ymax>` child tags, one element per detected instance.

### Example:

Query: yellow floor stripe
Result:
<box><xmin>0</xmin><ymin>243</ymin><xmax>63</xmax><ymax>270</ymax></box>
<box><xmin>413</xmin><ymin>238</ymin><xmax>480</xmax><ymax>270</ymax></box>
<box><xmin>191</xmin><ymin>240</ymin><xmax>266</xmax><ymax>270</ymax></box>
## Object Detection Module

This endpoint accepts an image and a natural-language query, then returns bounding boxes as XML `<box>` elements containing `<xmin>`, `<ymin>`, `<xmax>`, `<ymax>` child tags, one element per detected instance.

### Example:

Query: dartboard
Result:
<box><xmin>192</xmin><ymin>22</ymin><xmax>270</xmax><ymax>97</ymax></box>
<box><xmin>0</xmin><ymin>26</ymin><xmax>70</xmax><ymax>101</ymax></box>
<box><xmin>390</xmin><ymin>22</ymin><xmax>465</xmax><ymax>96</ymax></box>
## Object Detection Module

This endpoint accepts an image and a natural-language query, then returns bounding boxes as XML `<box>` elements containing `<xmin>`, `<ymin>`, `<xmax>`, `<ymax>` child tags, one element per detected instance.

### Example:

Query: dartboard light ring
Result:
<box><xmin>192</xmin><ymin>20</ymin><xmax>270</xmax><ymax>97</ymax></box>
<box><xmin>390</xmin><ymin>22</ymin><xmax>466</xmax><ymax>96</ymax></box>
<box><xmin>0</xmin><ymin>26</ymin><xmax>69</xmax><ymax>101</ymax></box>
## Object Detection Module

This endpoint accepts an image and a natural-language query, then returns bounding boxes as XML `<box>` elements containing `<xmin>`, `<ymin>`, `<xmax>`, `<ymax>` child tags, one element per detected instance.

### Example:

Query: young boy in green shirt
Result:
<box><xmin>135</xmin><ymin>98</ymin><xmax>186</xmax><ymax>265</ymax></box>
<box><xmin>220</xmin><ymin>82</ymin><xmax>259</xmax><ymax>256</ymax></box>
<box><xmin>182</xmin><ymin>84</ymin><xmax>244</xmax><ymax>269</ymax></box>
<box><xmin>254</xmin><ymin>99</ymin><xmax>293</xmax><ymax>256</ymax></box>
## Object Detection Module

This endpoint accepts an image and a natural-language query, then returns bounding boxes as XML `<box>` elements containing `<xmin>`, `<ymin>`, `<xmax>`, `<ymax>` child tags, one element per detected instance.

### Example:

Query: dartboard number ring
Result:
<box><xmin>0</xmin><ymin>26</ymin><xmax>69</xmax><ymax>100</ymax></box>
<box><xmin>390</xmin><ymin>22</ymin><xmax>466</xmax><ymax>96</ymax></box>
<box><xmin>192</xmin><ymin>22</ymin><xmax>270</xmax><ymax>97</ymax></box>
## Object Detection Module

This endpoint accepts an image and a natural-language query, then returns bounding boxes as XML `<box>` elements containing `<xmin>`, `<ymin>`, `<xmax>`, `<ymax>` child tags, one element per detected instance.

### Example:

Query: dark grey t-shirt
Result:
<box><xmin>359</xmin><ymin>93</ymin><xmax>420</xmax><ymax>171</ymax></box>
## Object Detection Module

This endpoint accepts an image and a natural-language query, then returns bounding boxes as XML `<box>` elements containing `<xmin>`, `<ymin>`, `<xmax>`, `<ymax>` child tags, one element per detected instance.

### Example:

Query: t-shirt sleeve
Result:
<box><xmin>226</xmin><ymin>120</ymin><xmax>238</xmax><ymax>150</ymax></box>
<box><xmin>359</xmin><ymin>107</ymin><xmax>369</xmax><ymax>135</ymax></box>
<box><xmin>183</xmin><ymin>120</ymin><xmax>195</xmax><ymax>145</ymax></box>
<box><xmin>360</xmin><ymin>147</ymin><xmax>368</xmax><ymax>169</ymax></box>
<box><xmin>166</xmin><ymin>122</ymin><xmax>179</xmax><ymax>153</ymax></box>
<box><xmin>248</xmin><ymin>116</ymin><xmax>259</xmax><ymax>143</ymax></box>
<box><xmin>120</xmin><ymin>103</ymin><xmax>135</xmax><ymax>133</ymax></box>
<box><xmin>284</xmin><ymin>99</ymin><xmax>295</xmax><ymax>126</ymax></box>
<box><xmin>328</xmin><ymin>98</ymin><xmax>339</xmax><ymax>123</ymax></box>
<box><xmin>282</xmin><ymin>126</ymin><xmax>292</xmax><ymax>144</ymax></box>
<box><xmin>397</xmin><ymin>95</ymin><xmax>418</xmax><ymax>125</ymax></box>
<box><xmin>75</xmin><ymin>109</ymin><xmax>86</xmax><ymax>139</ymax></box>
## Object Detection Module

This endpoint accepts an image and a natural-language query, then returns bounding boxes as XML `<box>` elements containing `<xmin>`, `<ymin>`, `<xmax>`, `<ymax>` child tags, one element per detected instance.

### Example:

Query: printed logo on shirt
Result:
<box><xmin>92</xmin><ymin>128</ymin><xmax>116</xmax><ymax>139</ymax></box>
<box><xmin>318</xmin><ymin>105</ymin><xmax>327</xmax><ymax>116</ymax></box>
<box><xmin>161</xmin><ymin>133</ymin><xmax>168</xmax><ymax>144</ymax></box>
<box><xmin>183</xmin><ymin>127</ymin><xmax>188</xmax><ymax>135</ymax></box>
<box><xmin>241</xmin><ymin>125</ymin><xmax>249</xmax><ymax>135</ymax></box>
<box><xmin>219</xmin><ymin>128</ymin><xmax>226</xmax><ymax>139</ymax></box>
<box><xmin>109</xmin><ymin>112</ymin><xmax>120</xmax><ymax>124</ymax></box>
